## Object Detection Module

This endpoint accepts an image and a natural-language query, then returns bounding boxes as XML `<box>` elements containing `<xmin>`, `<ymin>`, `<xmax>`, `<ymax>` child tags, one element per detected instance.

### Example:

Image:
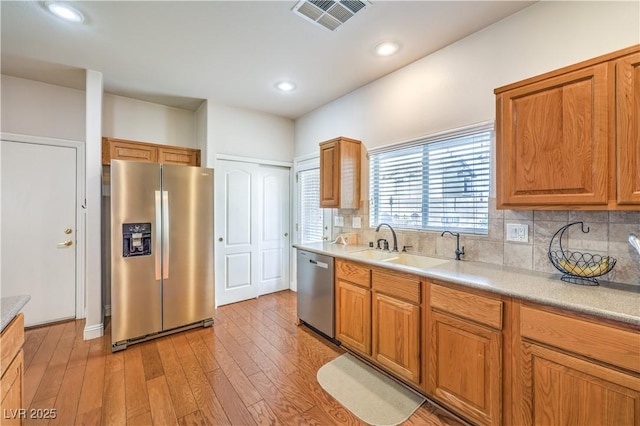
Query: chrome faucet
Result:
<box><xmin>441</xmin><ymin>230</ymin><xmax>465</xmax><ymax>260</ymax></box>
<box><xmin>375</xmin><ymin>223</ymin><xmax>398</xmax><ymax>252</ymax></box>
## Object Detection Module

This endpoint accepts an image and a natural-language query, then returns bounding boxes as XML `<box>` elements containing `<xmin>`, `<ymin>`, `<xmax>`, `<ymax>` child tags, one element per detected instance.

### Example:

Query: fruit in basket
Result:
<box><xmin>559</xmin><ymin>257</ymin><xmax>609</xmax><ymax>277</ymax></box>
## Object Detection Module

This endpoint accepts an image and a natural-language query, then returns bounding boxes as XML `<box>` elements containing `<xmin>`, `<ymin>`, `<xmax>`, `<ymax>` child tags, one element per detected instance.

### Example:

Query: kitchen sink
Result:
<box><xmin>349</xmin><ymin>249</ymin><xmax>399</xmax><ymax>261</ymax></box>
<box><xmin>383</xmin><ymin>253</ymin><xmax>449</xmax><ymax>269</ymax></box>
<box><xmin>349</xmin><ymin>250</ymin><xmax>450</xmax><ymax>269</ymax></box>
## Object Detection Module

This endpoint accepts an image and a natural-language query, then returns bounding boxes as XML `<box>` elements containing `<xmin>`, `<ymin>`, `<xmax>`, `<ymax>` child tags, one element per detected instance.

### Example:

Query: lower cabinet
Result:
<box><xmin>0</xmin><ymin>314</ymin><xmax>25</xmax><ymax>426</ymax></box>
<box><xmin>333</xmin><ymin>259</ymin><xmax>640</xmax><ymax>426</ymax></box>
<box><xmin>335</xmin><ymin>260</ymin><xmax>422</xmax><ymax>386</ymax></box>
<box><xmin>428</xmin><ymin>283</ymin><xmax>503</xmax><ymax>426</ymax></box>
<box><xmin>517</xmin><ymin>304</ymin><xmax>640</xmax><ymax>426</ymax></box>
<box><xmin>372</xmin><ymin>269</ymin><xmax>421</xmax><ymax>385</ymax></box>
<box><xmin>521</xmin><ymin>342</ymin><xmax>640</xmax><ymax>425</ymax></box>
<box><xmin>336</xmin><ymin>279</ymin><xmax>371</xmax><ymax>355</ymax></box>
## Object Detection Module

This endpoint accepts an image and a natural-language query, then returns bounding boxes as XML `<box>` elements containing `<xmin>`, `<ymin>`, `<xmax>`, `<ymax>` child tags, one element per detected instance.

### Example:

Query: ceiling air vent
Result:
<box><xmin>292</xmin><ymin>0</ymin><xmax>371</xmax><ymax>31</ymax></box>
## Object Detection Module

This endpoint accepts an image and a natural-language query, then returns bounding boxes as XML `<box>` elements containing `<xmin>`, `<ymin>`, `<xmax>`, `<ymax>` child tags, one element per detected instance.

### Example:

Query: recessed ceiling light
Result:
<box><xmin>374</xmin><ymin>42</ymin><xmax>400</xmax><ymax>57</ymax></box>
<box><xmin>45</xmin><ymin>2</ymin><xmax>84</xmax><ymax>23</ymax></box>
<box><xmin>276</xmin><ymin>81</ymin><xmax>297</xmax><ymax>92</ymax></box>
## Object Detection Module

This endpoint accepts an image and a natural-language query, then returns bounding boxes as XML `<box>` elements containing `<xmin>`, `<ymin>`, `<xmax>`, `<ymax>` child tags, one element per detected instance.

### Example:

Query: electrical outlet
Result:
<box><xmin>352</xmin><ymin>217</ymin><xmax>361</xmax><ymax>228</ymax></box>
<box><xmin>334</xmin><ymin>216</ymin><xmax>344</xmax><ymax>227</ymax></box>
<box><xmin>506</xmin><ymin>223</ymin><xmax>529</xmax><ymax>243</ymax></box>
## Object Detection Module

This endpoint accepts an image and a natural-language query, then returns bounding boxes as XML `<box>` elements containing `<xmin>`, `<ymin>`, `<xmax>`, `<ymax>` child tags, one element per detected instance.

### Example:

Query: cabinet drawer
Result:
<box><xmin>430</xmin><ymin>284</ymin><xmax>502</xmax><ymax>330</ymax></box>
<box><xmin>336</xmin><ymin>260</ymin><xmax>370</xmax><ymax>288</ymax></box>
<box><xmin>372</xmin><ymin>270</ymin><xmax>420</xmax><ymax>305</ymax></box>
<box><xmin>520</xmin><ymin>305</ymin><xmax>640</xmax><ymax>374</ymax></box>
<box><xmin>0</xmin><ymin>314</ymin><xmax>24</xmax><ymax>378</ymax></box>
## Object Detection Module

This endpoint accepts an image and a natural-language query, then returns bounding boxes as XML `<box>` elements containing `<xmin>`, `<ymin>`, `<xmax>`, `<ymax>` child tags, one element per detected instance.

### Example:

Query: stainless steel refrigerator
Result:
<box><xmin>110</xmin><ymin>159</ymin><xmax>214</xmax><ymax>351</ymax></box>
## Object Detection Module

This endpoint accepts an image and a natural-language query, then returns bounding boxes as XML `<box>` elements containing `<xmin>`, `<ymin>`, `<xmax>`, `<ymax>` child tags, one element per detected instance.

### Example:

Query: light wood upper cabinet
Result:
<box><xmin>428</xmin><ymin>283</ymin><xmax>503</xmax><ymax>426</ymax></box>
<box><xmin>319</xmin><ymin>137</ymin><xmax>361</xmax><ymax>209</ymax></box>
<box><xmin>496</xmin><ymin>64</ymin><xmax>609</xmax><ymax>207</ymax></box>
<box><xmin>495</xmin><ymin>44</ymin><xmax>640</xmax><ymax>209</ymax></box>
<box><xmin>102</xmin><ymin>138</ymin><xmax>157</xmax><ymax>164</ymax></box>
<box><xmin>616</xmin><ymin>52</ymin><xmax>640</xmax><ymax>204</ymax></box>
<box><xmin>102</xmin><ymin>137</ymin><xmax>201</xmax><ymax>166</ymax></box>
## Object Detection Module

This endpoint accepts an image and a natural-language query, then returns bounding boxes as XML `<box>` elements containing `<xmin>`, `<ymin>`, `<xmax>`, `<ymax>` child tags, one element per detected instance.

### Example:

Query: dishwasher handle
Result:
<box><xmin>309</xmin><ymin>259</ymin><xmax>329</xmax><ymax>269</ymax></box>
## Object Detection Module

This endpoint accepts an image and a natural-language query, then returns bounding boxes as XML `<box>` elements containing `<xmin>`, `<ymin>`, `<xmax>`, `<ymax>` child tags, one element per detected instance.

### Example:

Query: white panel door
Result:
<box><xmin>258</xmin><ymin>165</ymin><xmax>290</xmax><ymax>296</ymax></box>
<box><xmin>1</xmin><ymin>140</ymin><xmax>77</xmax><ymax>326</ymax></box>
<box><xmin>215</xmin><ymin>160</ymin><xmax>260</xmax><ymax>306</ymax></box>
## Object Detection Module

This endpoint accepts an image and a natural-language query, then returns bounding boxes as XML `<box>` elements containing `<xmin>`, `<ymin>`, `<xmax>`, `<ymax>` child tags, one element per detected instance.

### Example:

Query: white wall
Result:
<box><xmin>102</xmin><ymin>94</ymin><xmax>200</xmax><ymax>148</ymax></box>
<box><xmin>206</xmin><ymin>103</ymin><xmax>294</xmax><ymax>166</ymax></box>
<box><xmin>295</xmin><ymin>1</ymin><xmax>640</xmax><ymax>156</ymax></box>
<box><xmin>1</xmin><ymin>75</ymin><xmax>85</xmax><ymax>141</ymax></box>
<box><xmin>85</xmin><ymin>70</ymin><xmax>103</xmax><ymax>340</ymax></box>
<box><xmin>196</xmin><ymin>101</ymin><xmax>208</xmax><ymax>167</ymax></box>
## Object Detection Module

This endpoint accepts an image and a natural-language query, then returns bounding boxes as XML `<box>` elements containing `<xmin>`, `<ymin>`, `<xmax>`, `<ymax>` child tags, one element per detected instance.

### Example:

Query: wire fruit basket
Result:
<box><xmin>548</xmin><ymin>222</ymin><xmax>616</xmax><ymax>286</ymax></box>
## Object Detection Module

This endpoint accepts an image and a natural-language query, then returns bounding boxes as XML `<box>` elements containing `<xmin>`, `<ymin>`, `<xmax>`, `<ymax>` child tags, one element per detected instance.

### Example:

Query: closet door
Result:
<box><xmin>215</xmin><ymin>160</ymin><xmax>290</xmax><ymax>306</ymax></box>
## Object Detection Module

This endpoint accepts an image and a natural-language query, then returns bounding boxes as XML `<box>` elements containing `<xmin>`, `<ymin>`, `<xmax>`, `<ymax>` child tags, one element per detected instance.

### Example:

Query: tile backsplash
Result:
<box><xmin>333</xmin><ymin>198</ymin><xmax>640</xmax><ymax>286</ymax></box>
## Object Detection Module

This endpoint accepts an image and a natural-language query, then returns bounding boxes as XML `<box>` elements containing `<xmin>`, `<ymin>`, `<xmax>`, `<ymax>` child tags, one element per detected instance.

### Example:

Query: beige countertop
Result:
<box><xmin>294</xmin><ymin>242</ymin><xmax>640</xmax><ymax>326</ymax></box>
<box><xmin>1</xmin><ymin>295</ymin><xmax>30</xmax><ymax>333</ymax></box>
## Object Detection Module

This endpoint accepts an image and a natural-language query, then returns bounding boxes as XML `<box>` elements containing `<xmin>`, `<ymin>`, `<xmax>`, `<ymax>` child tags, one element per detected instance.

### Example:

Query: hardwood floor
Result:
<box><xmin>21</xmin><ymin>290</ymin><xmax>465</xmax><ymax>425</ymax></box>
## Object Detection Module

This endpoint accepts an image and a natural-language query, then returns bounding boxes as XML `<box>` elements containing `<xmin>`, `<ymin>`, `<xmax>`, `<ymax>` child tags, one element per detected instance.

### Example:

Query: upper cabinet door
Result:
<box><xmin>616</xmin><ymin>52</ymin><xmax>640</xmax><ymax>205</ymax></box>
<box><xmin>320</xmin><ymin>140</ymin><xmax>340</xmax><ymax>207</ymax></box>
<box><xmin>157</xmin><ymin>146</ymin><xmax>200</xmax><ymax>166</ymax></box>
<box><xmin>319</xmin><ymin>137</ymin><xmax>361</xmax><ymax>209</ymax></box>
<box><xmin>496</xmin><ymin>64</ymin><xmax>609</xmax><ymax>207</ymax></box>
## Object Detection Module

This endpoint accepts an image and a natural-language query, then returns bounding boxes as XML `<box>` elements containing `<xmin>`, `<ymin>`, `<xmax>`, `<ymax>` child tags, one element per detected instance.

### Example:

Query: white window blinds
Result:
<box><xmin>299</xmin><ymin>168</ymin><xmax>325</xmax><ymax>243</ymax></box>
<box><xmin>369</xmin><ymin>124</ymin><xmax>492</xmax><ymax>234</ymax></box>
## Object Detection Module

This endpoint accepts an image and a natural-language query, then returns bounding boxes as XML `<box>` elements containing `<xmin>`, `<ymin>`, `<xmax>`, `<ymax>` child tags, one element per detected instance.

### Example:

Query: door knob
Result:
<box><xmin>57</xmin><ymin>240</ymin><xmax>73</xmax><ymax>247</ymax></box>
<box><xmin>64</xmin><ymin>228</ymin><xmax>72</xmax><ymax>234</ymax></box>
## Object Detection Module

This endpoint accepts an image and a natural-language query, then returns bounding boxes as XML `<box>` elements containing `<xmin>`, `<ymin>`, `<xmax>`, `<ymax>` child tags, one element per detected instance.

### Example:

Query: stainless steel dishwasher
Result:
<box><xmin>297</xmin><ymin>249</ymin><xmax>335</xmax><ymax>338</ymax></box>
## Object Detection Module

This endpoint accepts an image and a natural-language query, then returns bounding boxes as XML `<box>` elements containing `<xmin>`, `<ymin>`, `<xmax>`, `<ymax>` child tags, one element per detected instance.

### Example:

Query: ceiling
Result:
<box><xmin>1</xmin><ymin>1</ymin><xmax>535</xmax><ymax>119</ymax></box>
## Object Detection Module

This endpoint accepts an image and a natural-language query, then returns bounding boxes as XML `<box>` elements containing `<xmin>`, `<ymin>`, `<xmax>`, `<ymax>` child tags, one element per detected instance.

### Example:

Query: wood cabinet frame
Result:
<box><xmin>332</xmin><ymin>259</ymin><xmax>640</xmax><ymax>426</ymax></box>
<box><xmin>102</xmin><ymin>137</ymin><xmax>201</xmax><ymax>166</ymax></box>
<box><xmin>319</xmin><ymin>137</ymin><xmax>361</xmax><ymax>209</ymax></box>
<box><xmin>0</xmin><ymin>314</ymin><xmax>25</xmax><ymax>425</ymax></box>
<box><xmin>495</xmin><ymin>44</ymin><xmax>640</xmax><ymax>210</ymax></box>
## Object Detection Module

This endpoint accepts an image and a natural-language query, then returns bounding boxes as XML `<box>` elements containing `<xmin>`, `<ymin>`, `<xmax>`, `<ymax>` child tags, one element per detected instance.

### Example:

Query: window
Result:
<box><xmin>369</xmin><ymin>123</ymin><xmax>492</xmax><ymax>234</ymax></box>
<box><xmin>298</xmin><ymin>168</ymin><xmax>324</xmax><ymax>243</ymax></box>
<box><xmin>296</xmin><ymin>165</ymin><xmax>333</xmax><ymax>244</ymax></box>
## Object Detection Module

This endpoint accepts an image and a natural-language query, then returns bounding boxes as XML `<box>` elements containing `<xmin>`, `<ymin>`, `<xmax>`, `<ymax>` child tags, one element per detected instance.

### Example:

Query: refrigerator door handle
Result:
<box><xmin>155</xmin><ymin>190</ymin><xmax>162</xmax><ymax>280</ymax></box>
<box><xmin>162</xmin><ymin>190</ymin><xmax>170</xmax><ymax>279</ymax></box>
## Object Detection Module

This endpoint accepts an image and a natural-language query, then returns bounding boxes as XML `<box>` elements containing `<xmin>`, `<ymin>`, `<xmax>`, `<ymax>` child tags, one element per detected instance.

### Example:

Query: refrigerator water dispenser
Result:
<box><xmin>122</xmin><ymin>222</ymin><xmax>152</xmax><ymax>257</ymax></box>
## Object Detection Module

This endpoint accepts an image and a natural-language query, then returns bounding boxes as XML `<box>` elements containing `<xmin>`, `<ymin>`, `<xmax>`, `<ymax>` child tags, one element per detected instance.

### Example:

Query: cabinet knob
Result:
<box><xmin>218</xmin><ymin>237</ymin><xmax>223</xmax><ymax>242</ymax></box>
<box><xmin>284</xmin><ymin>233</ymin><xmax>288</xmax><ymax>237</ymax></box>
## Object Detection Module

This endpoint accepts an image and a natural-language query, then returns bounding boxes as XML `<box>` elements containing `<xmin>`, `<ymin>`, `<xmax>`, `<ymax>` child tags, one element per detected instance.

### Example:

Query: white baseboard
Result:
<box><xmin>84</xmin><ymin>323</ymin><xmax>104</xmax><ymax>340</ymax></box>
<box><xmin>104</xmin><ymin>304</ymin><xmax>111</xmax><ymax>317</ymax></box>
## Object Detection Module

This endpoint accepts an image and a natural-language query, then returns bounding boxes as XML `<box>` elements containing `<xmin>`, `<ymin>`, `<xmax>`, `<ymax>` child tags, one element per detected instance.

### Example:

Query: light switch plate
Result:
<box><xmin>334</xmin><ymin>216</ymin><xmax>344</xmax><ymax>227</ymax></box>
<box><xmin>506</xmin><ymin>223</ymin><xmax>528</xmax><ymax>243</ymax></box>
<box><xmin>352</xmin><ymin>217</ymin><xmax>361</xmax><ymax>228</ymax></box>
